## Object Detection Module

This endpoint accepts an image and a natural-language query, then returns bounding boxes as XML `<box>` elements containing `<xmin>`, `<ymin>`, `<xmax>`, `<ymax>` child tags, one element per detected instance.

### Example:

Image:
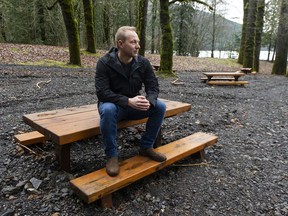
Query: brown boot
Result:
<box><xmin>139</xmin><ymin>148</ymin><xmax>167</xmax><ymax>162</ymax></box>
<box><xmin>106</xmin><ymin>157</ymin><xmax>119</xmax><ymax>177</ymax></box>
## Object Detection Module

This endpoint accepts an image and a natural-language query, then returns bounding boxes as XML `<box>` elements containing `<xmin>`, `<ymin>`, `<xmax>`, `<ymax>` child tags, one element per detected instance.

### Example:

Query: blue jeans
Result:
<box><xmin>98</xmin><ymin>99</ymin><xmax>166</xmax><ymax>158</ymax></box>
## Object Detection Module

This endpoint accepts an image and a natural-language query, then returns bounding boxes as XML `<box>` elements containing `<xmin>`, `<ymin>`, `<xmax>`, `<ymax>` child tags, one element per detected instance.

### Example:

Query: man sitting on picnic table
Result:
<box><xmin>95</xmin><ymin>26</ymin><xmax>167</xmax><ymax>177</ymax></box>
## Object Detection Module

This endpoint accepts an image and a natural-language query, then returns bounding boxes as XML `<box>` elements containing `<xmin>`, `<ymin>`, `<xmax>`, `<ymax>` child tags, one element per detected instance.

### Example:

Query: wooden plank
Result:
<box><xmin>70</xmin><ymin>132</ymin><xmax>218</xmax><ymax>204</ymax></box>
<box><xmin>208</xmin><ymin>81</ymin><xmax>249</xmax><ymax>85</ymax></box>
<box><xmin>203</xmin><ymin>72</ymin><xmax>245</xmax><ymax>77</ymax></box>
<box><xmin>23</xmin><ymin>104</ymin><xmax>96</xmax><ymax>122</ymax></box>
<box><xmin>23</xmin><ymin>100</ymin><xmax>191</xmax><ymax>145</ymax></box>
<box><xmin>14</xmin><ymin>131</ymin><xmax>46</xmax><ymax>145</ymax></box>
<box><xmin>201</xmin><ymin>77</ymin><xmax>235</xmax><ymax>82</ymax></box>
<box><xmin>241</xmin><ymin>68</ymin><xmax>252</xmax><ymax>74</ymax></box>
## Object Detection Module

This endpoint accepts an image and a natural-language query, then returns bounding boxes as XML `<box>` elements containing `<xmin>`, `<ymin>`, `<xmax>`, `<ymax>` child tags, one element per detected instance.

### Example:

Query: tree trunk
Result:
<box><xmin>253</xmin><ymin>0</ymin><xmax>265</xmax><ymax>72</ymax></box>
<box><xmin>58</xmin><ymin>0</ymin><xmax>81</xmax><ymax>66</ymax></box>
<box><xmin>0</xmin><ymin>11</ymin><xmax>6</xmax><ymax>42</ymax></box>
<box><xmin>238</xmin><ymin>0</ymin><xmax>249</xmax><ymax>64</ymax></box>
<box><xmin>103</xmin><ymin>1</ymin><xmax>111</xmax><ymax>47</ymax></box>
<box><xmin>82</xmin><ymin>0</ymin><xmax>96</xmax><ymax>53</ymax></box>
<box><xmin>137</xmin><ymin>0</ymin><xmax>148</xmax><ymax>56</ymax></box>
<box><xmin>159</xmin><ymin>0</ymin><xmax>174</xmax><ymax>75</ymax></box>
<box><xmin>128</xmin><ymin>0</ymin><xmax>133</xmax><ymax>26</ymax></box>
<box><xmin>272</xmin><ymin>40</ymin><xmax>277</xmax><ymax>62</ymax></box>
<box><xmin>243</xmin><ymin>0</ymin><xmax>257</xmax><ymax>69</ymax></box>
<box><xmin>267</xmin><ymin>35</ymin><xmax>272</xmax><ymax>61</ymax></box>
<box><xmin>150</xmin><ymin>0</ymin><xmax>158</xmax><ymax>54</ymax></box>
<box><xmin>37</xmin><ymin>0</ymin><xmax>46</xmax><ymax>44</ymax></box>
<box><xmin>211</xmin><ymin>0</ymin><xmax>216</xmax><ymax>58</ymax></box>
<box><xmin>272</xmin><ymin>0</ymin><xmax>288</xmax><ymax>76</ymax></box>
<box><xmin>176</xmin><ymin>4</ymin><xmax>183</xmax><ymax>55</ymax></box>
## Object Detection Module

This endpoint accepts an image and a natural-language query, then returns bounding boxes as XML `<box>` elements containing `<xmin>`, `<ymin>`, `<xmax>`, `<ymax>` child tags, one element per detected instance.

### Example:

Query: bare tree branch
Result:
<box><xmin>169</xmin><ymin>0</ymin><xmax>213</xmax><ymax>11</ymax></box>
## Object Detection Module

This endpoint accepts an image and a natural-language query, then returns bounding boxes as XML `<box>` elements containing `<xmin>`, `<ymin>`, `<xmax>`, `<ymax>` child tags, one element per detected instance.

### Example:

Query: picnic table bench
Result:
<box><xmin>15</xmin><ymin>99</ymin><xmax>191</xmax><ymax>171</ymax></box>
<box><xmin>241</xmin><ymin>67</ymin><xmax>252</xmax><ymax>74</ymax></box>
<box><xmin>202</xmin><ymin>72</ymin><xmax>249</xmax><ymax>85</ymax></box>
<box><xmin>152</xmin><ymin>65</ymin><xmax>176</xmax><ymax>73</ymax></box>
<box><xmin>70</xmin><ymin>132</ymin><xmax>217</xmax><ymax>207</ymax></box>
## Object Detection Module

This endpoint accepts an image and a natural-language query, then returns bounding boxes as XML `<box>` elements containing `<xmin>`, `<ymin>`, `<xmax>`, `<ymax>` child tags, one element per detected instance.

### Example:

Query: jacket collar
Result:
<box><xmin>106</xmin><ymin>47</ymin><xmax>141</xmax><ymax>77</ymax></box>
<box><xmin>108</xmin><ymin>47</ymin><xmax>139</xmax><ymax>64</ymax></box>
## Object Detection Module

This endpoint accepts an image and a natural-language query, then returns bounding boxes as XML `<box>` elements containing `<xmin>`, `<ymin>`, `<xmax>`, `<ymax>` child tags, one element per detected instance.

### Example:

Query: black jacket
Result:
<box><xmin>95</xmin><ymin>47</ymin><xmax>159</xmax><ymax>107</ymax></box>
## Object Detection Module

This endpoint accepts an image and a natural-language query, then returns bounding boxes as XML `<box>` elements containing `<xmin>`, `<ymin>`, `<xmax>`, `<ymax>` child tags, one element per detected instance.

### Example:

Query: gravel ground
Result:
<box><xmin>0</xmin><ymin>64</ymin><xmax>287</xmax><ymax>216</ymax></box>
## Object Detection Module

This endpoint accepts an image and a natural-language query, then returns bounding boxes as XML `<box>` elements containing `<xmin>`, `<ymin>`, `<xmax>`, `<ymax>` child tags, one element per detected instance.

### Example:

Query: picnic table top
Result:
<box><xmin>203</xmin><ymin>72</ymin><xmax>245</xmax><ymax>77</ymax></box>
<box><xmin>23</xmin><ymin>99</ymin><xmax>191</xmax><ymax>145</ymax></box>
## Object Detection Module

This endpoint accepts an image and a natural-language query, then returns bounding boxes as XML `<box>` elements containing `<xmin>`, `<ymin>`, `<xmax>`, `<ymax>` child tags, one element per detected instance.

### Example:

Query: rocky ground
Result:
<box><xmin>0</xmin><ymin>45</ymin><xmax>288</xmax><ymax>215</ymax></box>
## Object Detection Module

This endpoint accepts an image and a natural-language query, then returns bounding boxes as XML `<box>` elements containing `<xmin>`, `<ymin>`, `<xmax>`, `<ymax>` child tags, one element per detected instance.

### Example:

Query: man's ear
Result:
<box><xmin>117</xmin><ymin>40</ymin><xmax>123</xmax><ymax>48</ymax></box>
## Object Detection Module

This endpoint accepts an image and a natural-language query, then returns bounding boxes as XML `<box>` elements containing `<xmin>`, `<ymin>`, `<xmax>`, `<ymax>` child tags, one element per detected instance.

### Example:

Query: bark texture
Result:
<box><xmin>82</xmin><ymin>0</ymin><xmax>96</xmax><ymax>53</ymax></box>
<box><xmin>253</xmin><ymin>0</ymin><xmax>265</xmax><ymax>72</ymax></box>
<box><xmin>243</xmin><ymin>0</ymin><xmax>257</xmax><ymax>69</ymax></box>
<box><xmin>272</xmin><ymin>0</ymin><xmax>288</xmax><ymax>75</ymax></box>
<box><xmin>159</xmin><ymin>0</ymin><xmax>174</xmax><ymax>75</ymax></box>
<box><xmin>137</xmin><ymin>0</ymin><xmax>148</xmax><ymax>56</ymax></box>
<box><xmin>58</xmin><ymin>0</ymin><xmax>81</xmax><ymax>66</ymax></box>
<box><xmin>238</xmin><ymin>0</ymin><xmax>249</xmax><ymax>64</ymax></box>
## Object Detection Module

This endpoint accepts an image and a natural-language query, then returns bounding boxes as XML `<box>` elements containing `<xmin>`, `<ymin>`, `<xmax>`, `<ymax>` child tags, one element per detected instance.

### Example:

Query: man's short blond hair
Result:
<box><xmin>115</xmin><ymin>26</ymin><xmax>137</xmax><ymax>44</ymax></box>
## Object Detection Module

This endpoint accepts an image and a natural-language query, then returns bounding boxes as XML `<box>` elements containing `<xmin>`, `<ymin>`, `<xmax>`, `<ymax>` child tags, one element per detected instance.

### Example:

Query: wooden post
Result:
<box><xmin>100</xmin><ymin>194</ymin><xmax>113</xmax><ymax>208</ymax></box>
<box><xmin>190</xmin><ymin>149</ymin><xmax>206</xmax><ymax>160</ymax></box>
<box><xmin>55</xmin><ymin>144</ymin><xmax>71</xmax><ymax>172</ymax></box>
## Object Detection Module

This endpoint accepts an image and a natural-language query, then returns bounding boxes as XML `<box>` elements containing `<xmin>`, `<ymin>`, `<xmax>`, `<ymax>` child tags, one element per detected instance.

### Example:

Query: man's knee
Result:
<box><xmin>156</xmin><ymin>100</ymin><xmax>166</xmax><ymax>114</ymax></box>
<box><xmin>99</xmin><ymin>102</ymin><xmax>117</xmax><ymax>116</ymax></box>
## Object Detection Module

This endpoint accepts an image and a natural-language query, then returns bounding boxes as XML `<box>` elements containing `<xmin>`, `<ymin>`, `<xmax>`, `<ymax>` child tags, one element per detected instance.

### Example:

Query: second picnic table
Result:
<box><xmin>203</xmin><ymin>72</ymin><xmax>245</xmax><ymax>81</ymax></box>
<box><xmin>201</xmin><ymin>72</ymin><xmax>249</xmax><ymax>85</ymax></box>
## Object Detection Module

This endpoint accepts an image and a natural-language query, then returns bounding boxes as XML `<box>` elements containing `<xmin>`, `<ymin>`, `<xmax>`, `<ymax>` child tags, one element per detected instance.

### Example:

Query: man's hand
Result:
<box><xmin>128</xmin><ymin>95</ymin><xmax>150</xmax><ymax>111</ymax></box>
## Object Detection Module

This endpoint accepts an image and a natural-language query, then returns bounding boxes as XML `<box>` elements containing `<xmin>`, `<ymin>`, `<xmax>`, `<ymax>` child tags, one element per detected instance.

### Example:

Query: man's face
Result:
<box><xmin>118</xmin><ymin>30</ymin><xmax>140</xmax><ymax>58</ymax></box>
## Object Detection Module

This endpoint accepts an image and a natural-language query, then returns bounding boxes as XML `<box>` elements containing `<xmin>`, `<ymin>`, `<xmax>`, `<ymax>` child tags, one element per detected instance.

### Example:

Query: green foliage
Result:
<box><xmin>20</xmin><ymin>59</ymin><xmax>81</xmax><ymax>68</ymax></box>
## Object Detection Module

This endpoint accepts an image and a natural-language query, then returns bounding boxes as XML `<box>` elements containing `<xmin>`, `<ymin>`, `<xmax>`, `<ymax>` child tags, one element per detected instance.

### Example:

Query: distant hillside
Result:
<box><xmin>197</xmin><ymin>10</ymin><xmax>242</xmax><ymax>50</ymax></box>
<box><xmin>168</xmin><ymin>5</ymin><xmax>242</xmax><ymax>56</ymax></box>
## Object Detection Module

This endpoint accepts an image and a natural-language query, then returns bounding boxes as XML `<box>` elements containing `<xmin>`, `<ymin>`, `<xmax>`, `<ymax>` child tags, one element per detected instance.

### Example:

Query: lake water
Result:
<box><xmin>199</xmin><ymin>50</ymin><xmax>274</xmax><ymax>61</ymax></box>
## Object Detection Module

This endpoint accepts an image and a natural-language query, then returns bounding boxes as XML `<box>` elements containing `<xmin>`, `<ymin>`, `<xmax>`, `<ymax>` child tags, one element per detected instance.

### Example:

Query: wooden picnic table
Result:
<box><xmin>203</xmin><ymin>72</ymin><xmax>245</xmax><ymax>81</ymax></box>
<box><xmin>18</xmin><ymin>99</ymin><xmax>219</xmax><ymax>207</ymax></box>
<box><xmin>22</xmin><ymin>99</ymin><xmax>191</xmax><ymax>171</ymax></box>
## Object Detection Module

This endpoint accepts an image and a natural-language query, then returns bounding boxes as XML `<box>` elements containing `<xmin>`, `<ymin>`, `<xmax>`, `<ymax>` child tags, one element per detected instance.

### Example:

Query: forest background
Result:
<box><xmin>0</xmin><ymin>0</ymin><xmax>287</xmax><ymax>76</ymax></box>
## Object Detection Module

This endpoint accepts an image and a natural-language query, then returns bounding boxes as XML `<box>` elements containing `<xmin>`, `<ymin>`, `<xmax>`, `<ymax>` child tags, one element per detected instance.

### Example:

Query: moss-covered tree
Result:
<box><xmin>36</xmin><ymin>0</ymin><xmax>46</xmax><ymax>43</ymax></box>
<box><xmin>272</xmin><ymin>0</ymin><xmax>288</xmax><ymax>76</ymax></box>
<box><xmin>0</xmin><ymin>11</ymin><xmax>6</xmax><ymax>42</ymax></box>
<box><xmin>150</xmin><ymin>0</ymin><xmax>158</xmax><ymax>54</ymax></box>
<box><xmin>137</xmin><ymin>0</ymin><xmax>148</xmax><ymax>56</ymax></box>
<box><xmin>243</xmin><ymin>0</ymin><xmax>257</xmax><ymax>69</ymax></box>
<box><xmin>159</xmin><ymin>0</ymin><xmax>174</xmax><ymax>75</ymax></box>
<box><xmin>102</xmin><ymin>0</ymin><xmax>111</xmax><ymax>48</ymax></box>
<box><xmin>159</xmin><ymin>0</ymin><xmax>212</xmax><ymax>75</ymax></box>
<box><xmin>58</xmin><ymin>0</ymin><xmax>81</xmax><ymax>66</ymax></box>
<box><xmin>82</xmin><ymin>0</ymin><xmax>96</xmax><ymax>53</ymax></box>
<box><xmin>238</xmin><ymin>0</ymin><xmax>249</xmax><ymax>64</ymax></box>
<box><xmin>253</xmin><ymin>0</ymin><xmax>265</xmax><ymax>72</ymax></box>
<box><xmin>176</xmin><ymin>3</ymin><xmax>186</xmax><ymax>56</ymax></box>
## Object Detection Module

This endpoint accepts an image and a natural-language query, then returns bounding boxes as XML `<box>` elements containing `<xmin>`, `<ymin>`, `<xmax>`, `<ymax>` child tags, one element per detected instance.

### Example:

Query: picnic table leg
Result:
<box><xmin>234</xmin><ymin>76</ymin><xmax>239</xmax><ymax>81</ymax></box>
<box><xmin>55</xmin><ymin>144</ymin><xmax>71</xmax><ymax>172</ymax></box>
<box><xmin>208</xmin><ymin>76</ymin><xmax>212</xmax><ymax>81</ymax></box>
<box><xmin>190</xmin><ymin>149</ymin><xmax>206</xmax><ymax>160</ymax></box>
<box><xmin>100</xmin><ymin>194</ymin><xmax>113</xmax><ymax>208</ymax></box>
